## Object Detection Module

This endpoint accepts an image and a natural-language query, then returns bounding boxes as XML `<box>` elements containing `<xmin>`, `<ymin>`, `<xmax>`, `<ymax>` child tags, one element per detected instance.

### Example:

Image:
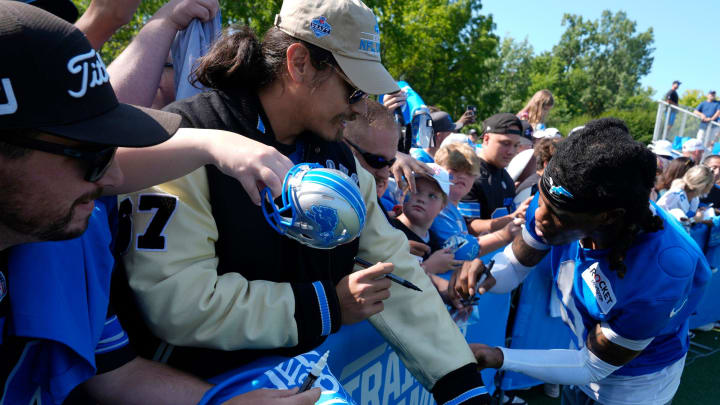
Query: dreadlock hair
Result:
<box><xmin>546</xmin><ymin>118</ymin><xmax>662</xmax><ymax>278</ymax></box>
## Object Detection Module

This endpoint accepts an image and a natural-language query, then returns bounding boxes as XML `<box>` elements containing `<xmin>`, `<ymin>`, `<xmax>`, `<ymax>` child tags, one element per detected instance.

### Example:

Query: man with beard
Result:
<box><xmin>0</xmin><ymin>3</ymin><xmax>319</xmax><ymax>404</ymax></box>
<box><xmin>120</xmin><ymin>0</ymin><xmax>492</xmax><ymax>402</ymax></box>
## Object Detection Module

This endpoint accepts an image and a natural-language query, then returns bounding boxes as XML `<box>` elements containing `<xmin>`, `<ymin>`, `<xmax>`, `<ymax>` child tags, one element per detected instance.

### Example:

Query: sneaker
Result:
<box><xmin>502</xmin><ymin>394</ymin><xmax>527</xmax><ymax>404</ymax></box>
<box><xmin>695</xmin><ymin>323</ymin><xmax>714</xmax><ymax>331</ymax></box>
<box><xmin>544</xmin><ymin>383</ymin><xmax>560</xmax><ymax>398</ymax></box>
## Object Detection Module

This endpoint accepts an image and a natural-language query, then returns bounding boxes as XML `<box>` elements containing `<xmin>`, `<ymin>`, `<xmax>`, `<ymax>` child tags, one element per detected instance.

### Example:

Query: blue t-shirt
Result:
<box><xmin>0</xmin><ymin>197</ymin><xmax>134</xmax><ymax>404</ymax></box>
<box><xmin>695</xmin><ymin>100</ymin><xmax>720</xmax><ymax>129</ymax></box>
<box><xmin>523</xmin><ymin>193</ymin><xmax>711</xmax><ymax>376</ymax></box>
<box><xmin>429</xmin><ymin>204</ymin><xmax>479</xmax><ymax>261</ymax></box>
<box><xmin>409</xmin><ymin>147</ymin><xmax>434</xmax><ymax>164</ymax></box>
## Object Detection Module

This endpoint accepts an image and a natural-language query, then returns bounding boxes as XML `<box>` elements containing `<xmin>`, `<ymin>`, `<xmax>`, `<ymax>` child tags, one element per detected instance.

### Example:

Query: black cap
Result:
<box><xmin>468</xmin><ymin>128</ymin><xmax>478</xmax><ymax>135</ymax></box>
<box><xmin>0</xmin><ymin>2</ymin><xmax>180</xmax><ymax>147</ymax></box>
<box><xmin>430</xmin><ymin>111</ymin><xmax>459</xmax><ymax>133</ymax></box>
<box><xmin>710</xmin><ymin>90</ymin><xmax>717</xmax><ymax>95</ymax></box>
<box><xmin>482</xmin><ymin>113</ymin><xmax>522</xmax><ymax>136</ymax></box>
<box><xmin>673</xmin><ymin>80</ymin><xmax>681</xmax><ymax>85</ymax></box>
<box><xmin>520</xmin><ymin>120</ymin><xmax>533</xmax><ymax>140</ymax></box>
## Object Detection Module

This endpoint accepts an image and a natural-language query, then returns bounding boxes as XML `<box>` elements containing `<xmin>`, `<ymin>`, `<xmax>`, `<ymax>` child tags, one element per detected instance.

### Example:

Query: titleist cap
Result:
<box><xmin>274</xmin><ymin>0</ymin><xmax>400</xmax><ymax>95</ymax></box>
<box><xmin>0</xmin><ymin>2</ymin><xmax>180</xmax><ymax>147</ymax></box>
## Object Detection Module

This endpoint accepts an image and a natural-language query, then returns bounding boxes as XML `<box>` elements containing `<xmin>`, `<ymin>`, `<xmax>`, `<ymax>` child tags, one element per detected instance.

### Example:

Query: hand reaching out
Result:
<box><xmin>155</xmin><ymin>0</ymin><xmax>220</xmax><ymax>31</ymax></box>
<box><xmin>391</xmin><ymin>152</ymin><xmax>433</xmax><ymax>193</ymax></box>
<box><xmin>206</xmin><ymin>130</ymin><xmax>294</xmax><ymax>206</ymax></box>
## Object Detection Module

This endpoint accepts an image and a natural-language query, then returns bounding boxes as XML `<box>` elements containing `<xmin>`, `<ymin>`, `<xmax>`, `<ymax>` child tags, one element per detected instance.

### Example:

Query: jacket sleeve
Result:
<box><xmin>120</xmin><ymin>167</ymin><xmax>340</xmax><ymax>350</ymax></box>
<box><xmin>355</xmin><ymin>162</ymin><xmax>488</xmax><ymax>402</ymax></box>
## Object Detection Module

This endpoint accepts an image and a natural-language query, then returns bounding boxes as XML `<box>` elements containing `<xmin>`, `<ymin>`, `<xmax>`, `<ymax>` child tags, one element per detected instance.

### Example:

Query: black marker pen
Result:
<box><xmin>354</xmin><ymin>257</ymin><xmax>423</xmax><ymax>292</ymax></box>
<box><xmin>298</xmin><ymin>350</ymin><xmax>329</xmax><ymax>393</ymax></box>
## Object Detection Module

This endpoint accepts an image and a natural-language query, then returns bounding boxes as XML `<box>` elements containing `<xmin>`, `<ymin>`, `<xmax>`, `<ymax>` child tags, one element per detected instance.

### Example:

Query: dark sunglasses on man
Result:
<box><xmin>344</xmin><ymin>138</ymin><xmax>396</xmax><ymax>169</ymax></box>
<box><xmin>1</xmin><ymin>134</ymin><xmax>116</xmax><ymax>182</ymax></box>
<box><xmin>326</xmin><ymin>63</ymin><xmax>368</xmax><ymax>105</ymax></box>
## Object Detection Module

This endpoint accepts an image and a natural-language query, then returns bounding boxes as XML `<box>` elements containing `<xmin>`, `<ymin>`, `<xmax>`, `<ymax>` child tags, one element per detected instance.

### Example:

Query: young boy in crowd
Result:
<box><xmin>390</xmin><ymin>164</ymin><xmax>461</xmax><ymax>282</ymax></box>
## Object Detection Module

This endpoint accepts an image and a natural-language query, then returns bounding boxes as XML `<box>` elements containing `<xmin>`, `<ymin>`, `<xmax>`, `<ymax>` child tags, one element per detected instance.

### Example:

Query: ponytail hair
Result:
<box><xmin>193</xmin><ymin>26</ymin><xmax>337</xmax><ymax>92</ymax></box>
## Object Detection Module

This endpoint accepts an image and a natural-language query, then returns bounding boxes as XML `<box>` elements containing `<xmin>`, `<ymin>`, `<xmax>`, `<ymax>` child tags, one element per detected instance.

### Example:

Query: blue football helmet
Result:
<box><xmin>442</xmin><ymin>233</ymin><xmax>479</xmax><ymax>261</ymax></box>
<box><xmin>262</xmin><ymin>163</ymin><xmax>367</xmax><ymax>249</ymax></box>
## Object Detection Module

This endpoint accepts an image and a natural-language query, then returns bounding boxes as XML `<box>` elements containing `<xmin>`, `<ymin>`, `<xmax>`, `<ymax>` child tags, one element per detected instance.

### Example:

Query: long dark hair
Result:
<box><xmin>192</xmin><ymin>26</ymin><xmax>337</xmax><ymax>92</ymax></box>
<box><xmin>546</xmin><ymin>118</ymin><xmax>663</xmax><ymax>277</ymax></box>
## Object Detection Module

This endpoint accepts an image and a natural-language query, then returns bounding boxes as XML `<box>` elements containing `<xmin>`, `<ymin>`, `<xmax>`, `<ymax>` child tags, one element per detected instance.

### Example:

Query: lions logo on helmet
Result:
<box><xmin>262</xmin><ymin>163</ymin><xmax>367</xmax><ymax>249</ymax></box>
<box><xmin>442</xmin><ymin>233</ymin><xmax>479</xmax><ymax>261</ymax></box>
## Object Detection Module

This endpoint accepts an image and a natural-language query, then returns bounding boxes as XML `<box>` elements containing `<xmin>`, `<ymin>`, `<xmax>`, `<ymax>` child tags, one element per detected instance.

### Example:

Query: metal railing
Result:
<box><xmin>653</xmin><ymin>100</ymin><xmax>720</xmax><ymax>147</ymax></box>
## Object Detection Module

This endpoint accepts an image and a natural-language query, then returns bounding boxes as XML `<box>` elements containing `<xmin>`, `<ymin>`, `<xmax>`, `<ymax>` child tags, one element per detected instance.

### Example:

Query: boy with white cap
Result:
<box><xmin>391</xmin><ymin>163</ymin><xmax>460</xmax><ymax>272</ymax></box>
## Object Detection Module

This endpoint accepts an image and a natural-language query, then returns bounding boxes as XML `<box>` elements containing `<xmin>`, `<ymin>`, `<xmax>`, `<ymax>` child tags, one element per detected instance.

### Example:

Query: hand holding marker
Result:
<box><xmin>354</xmin><ymin>257</ymin><xmax>423</xmax><ymax>292</ymax></box>
<box><xmin>298</xmin><ymin>350</ymin><xmax>330</xmax><ymax>392</ymax></box>
<box><xmin>462</xmin><ymin>259</ymin><xmax>495</xmax><ymax>306</ymax></box>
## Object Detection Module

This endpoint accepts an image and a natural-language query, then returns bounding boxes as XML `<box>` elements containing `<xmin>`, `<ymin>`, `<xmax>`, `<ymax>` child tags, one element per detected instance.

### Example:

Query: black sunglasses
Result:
<box><xmin>326</xmin><ymin>64</ymin><xmax>368</xmax><ymax>105</ymax></box>
<box><xmin>345</xmin><ymin>138</ymin><xmax>396</xmax><ymax>169</ymax></box>
<box><xmin>1</xmin><ymin>134</ymin><xmax>116</xmax><ymax>182</ymax></box>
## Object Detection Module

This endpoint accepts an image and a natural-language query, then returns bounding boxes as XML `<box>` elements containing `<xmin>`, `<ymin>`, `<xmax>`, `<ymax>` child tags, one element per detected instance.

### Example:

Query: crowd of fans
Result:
<box><xmin>0</xmin><ymin>1</ymin><xmax>714</xmax><ymax>405</ymax></box>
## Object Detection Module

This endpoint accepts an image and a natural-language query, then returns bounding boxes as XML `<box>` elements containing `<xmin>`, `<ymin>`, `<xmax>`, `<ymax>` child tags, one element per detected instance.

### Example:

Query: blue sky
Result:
<box><xmin>482</xmin><ymin>0</ymin><xmax>719</xmax><ymax>99</ymax></box>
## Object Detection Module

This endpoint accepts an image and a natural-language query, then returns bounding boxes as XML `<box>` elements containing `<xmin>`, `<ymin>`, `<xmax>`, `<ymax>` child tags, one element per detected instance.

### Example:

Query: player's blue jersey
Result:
<box><xmin>524</xmin><ymin>193</ymin><xmax>711</xmax><ymax>376</ymax></box>
<box><xmin>409</xmin><ymin>147</ymin><xmax>434</xmax><ymax>164</ymax></box>
<box><xmin>429</xmin><ymin>203</ymin><xmax>479</xmax><ymax>261</ymax></box>
<box><xmin>0</xmin><ymin>197</ymin><xmax>135</xmax><ymax>404</ymax></box>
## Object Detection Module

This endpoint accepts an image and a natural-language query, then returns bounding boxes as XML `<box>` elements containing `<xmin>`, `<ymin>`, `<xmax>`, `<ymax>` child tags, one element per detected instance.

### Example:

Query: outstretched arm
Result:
<box><xmin>106</xmin><ymin>128</ymin><xmax>293</xmax><ymax>205</ymax></box>
<box><xmin>471</xmin><ymin>322</ymin><xmax>645</xmax><ymax>385</ymax></box>
<box><xmin>82</xmin><ymin>357</ymin><xmax>321</xmax><ymax>405</ymax></box>
<box><xmin>75</xmin><ymin>0</ymin><xmax>142</xmax><ymax>50</ymax></box>
<box><xmin>107</xmin><ymin>0</ymin><xmax>219</xmax><ymax>106</ymax></box>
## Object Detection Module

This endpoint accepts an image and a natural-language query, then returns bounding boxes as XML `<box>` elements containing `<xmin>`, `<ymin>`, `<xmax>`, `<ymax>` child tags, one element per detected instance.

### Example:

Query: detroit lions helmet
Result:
<box><xmin>262</xmin><ymin>163</ymin><xmax>367</xmax><ymax>249</ymax></box>
<box><xmin>442</xmin><ymin>232</ymin><xmax>480</xmax><ymax>261</ymax></box>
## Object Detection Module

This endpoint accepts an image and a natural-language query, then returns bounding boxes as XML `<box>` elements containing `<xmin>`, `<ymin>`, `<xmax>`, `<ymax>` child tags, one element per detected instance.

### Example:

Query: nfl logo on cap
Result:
<box><xmin>310</xmin><ymin>16</ymin><xmax>332</xmax><ymax>38</ymax></box>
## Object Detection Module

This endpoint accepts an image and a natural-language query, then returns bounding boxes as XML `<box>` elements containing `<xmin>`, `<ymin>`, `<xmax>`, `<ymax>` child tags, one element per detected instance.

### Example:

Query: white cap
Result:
<box><xmin>274</xmin><ymin>0</ymin><xmax>399</xmax><ymax>95</ymax></box>
<box><xmin>533</xmin><ymin>127</ymin><xmax>562</xmax><ymax>139</ymax></box>
<box><xmin>439</xmin><ymin>133</ymin><xmax>473</xmax><ymax>149</ymax></box>
<box><xmin>507</xmin><ymin>149</ymin><xmax>535</xmax><ymax>181</ymax></box>
<box><xmin>682</xmin><ymin>138</ymin><xmax>705</xmax><ymax>152</ymax></box>
<box><xmin>649</xmin><ymin>139</ymin><xmax>674</xmax><ymax>159</ymax></box>
<box><xmin>416</xmin><ymin>163</ymin><xmax>452</xmax><ymax>195</ymax></box>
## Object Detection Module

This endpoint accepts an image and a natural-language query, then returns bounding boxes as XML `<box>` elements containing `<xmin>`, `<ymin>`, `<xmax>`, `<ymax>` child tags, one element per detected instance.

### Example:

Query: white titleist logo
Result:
<box><xmin>67</xmin><ymin>50</ymin><xmax>109</xmax><ymax>98</ymax></box>
<box><xmin>0</xmin><ymin>78</ymin><xmax>17</xmax><ymax>115</ymax></box>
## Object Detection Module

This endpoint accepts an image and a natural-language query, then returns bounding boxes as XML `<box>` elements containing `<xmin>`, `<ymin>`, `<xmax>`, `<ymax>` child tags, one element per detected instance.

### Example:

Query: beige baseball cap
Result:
<box><xmin>274</xmin><ymin>0</ymin><xmax>400</xmax><ymax>95</ymax></box>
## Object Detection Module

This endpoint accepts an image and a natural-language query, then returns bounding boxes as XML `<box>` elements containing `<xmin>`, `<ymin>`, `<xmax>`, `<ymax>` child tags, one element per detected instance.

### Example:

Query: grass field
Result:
<box><xmin>503</xmin><ymin>329</ymin><xmax>720</xmax><ymax>405</ymax></box>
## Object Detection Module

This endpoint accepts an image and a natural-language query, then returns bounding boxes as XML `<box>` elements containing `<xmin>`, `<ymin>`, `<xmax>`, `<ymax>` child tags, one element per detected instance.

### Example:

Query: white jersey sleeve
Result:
<box><xmin>354</xmin><ymin>162</ymin><xmax>479</xmax><ymax>390</ymax></box>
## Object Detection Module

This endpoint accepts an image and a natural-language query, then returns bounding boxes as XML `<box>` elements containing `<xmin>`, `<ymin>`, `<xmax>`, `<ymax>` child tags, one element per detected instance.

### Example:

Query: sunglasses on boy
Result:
<box><xmin>326</xmin><ymin>63</ymin><xmax>368</xmax><ymax>105</ymax></box>
<box><xmin>345</xmin><ymin>138</ymin><xmax>396</xmax><ymax>169</ymax></box>
<box><xmin>1</xmin><ymin>134</ymin><xmax>116</xmax><ymax>182</ymax></box>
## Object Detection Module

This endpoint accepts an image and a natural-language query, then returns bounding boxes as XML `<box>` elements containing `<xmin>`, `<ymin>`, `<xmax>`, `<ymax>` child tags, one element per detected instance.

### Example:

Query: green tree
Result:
<box><xmin>679</xmin><ymin>89</ymin><xmax>705</xmax><ymax>109</ymax></box>
<box><xmin>72</xmin><ymin>0</ymin><xmax>500</xmax><ymax>123</ymax></box>
<box><xmin>365</xmin><ymin>0</ymin><xmax>499</xmax><ymax>121</ymax></box>
<box><xmin>482</xmin><ymin>37</ymin><xmax>534</xmax><ymax>115</ymax></box>
<box><xmin>539</xmin><ymin>10</ymin><xmax>655</xmax><ymax>118</ymax></box>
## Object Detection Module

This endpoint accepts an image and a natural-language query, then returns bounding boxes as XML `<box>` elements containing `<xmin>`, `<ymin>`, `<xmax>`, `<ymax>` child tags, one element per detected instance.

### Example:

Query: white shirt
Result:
<box><xmin>656</xmin><ymin>187</ymin><xmax>698</xmax><ymax>221</ymax></box>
